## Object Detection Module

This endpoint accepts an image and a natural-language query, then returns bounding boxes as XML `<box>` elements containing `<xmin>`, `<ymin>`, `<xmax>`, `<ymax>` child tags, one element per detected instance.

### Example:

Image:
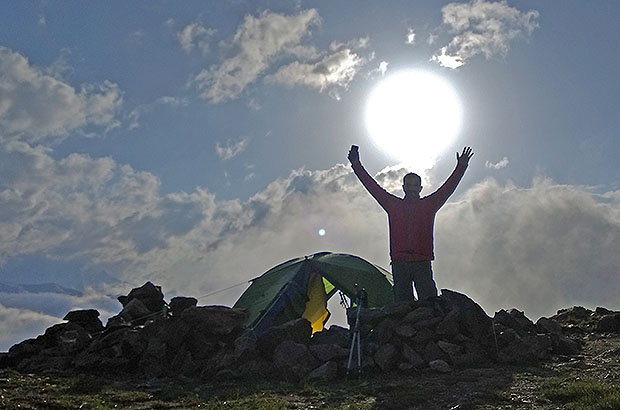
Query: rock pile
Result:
<box><xmin>2</xmin><ymin>282</ymin><xmax>619</xmax><ymax>382</ymax></box>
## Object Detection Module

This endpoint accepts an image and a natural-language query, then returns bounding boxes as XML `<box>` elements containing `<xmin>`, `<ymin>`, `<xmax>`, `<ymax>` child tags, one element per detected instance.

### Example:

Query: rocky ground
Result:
<box><xmin>0</xmin><ymin>332</ymin><xmax>618</xmax><ymax>409</ymax></box>
<box><xmin>1</xmin><ymin>282</ymin><xmax>619</xmax><ymax>409</ymax></box>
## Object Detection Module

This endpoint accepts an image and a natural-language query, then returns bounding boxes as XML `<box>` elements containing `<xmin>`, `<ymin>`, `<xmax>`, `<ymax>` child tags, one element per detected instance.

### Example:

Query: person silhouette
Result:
<box><xmin>348</xmin><ymin>145</ymin><xmax>473</xmax><ymax>302</ymax></box>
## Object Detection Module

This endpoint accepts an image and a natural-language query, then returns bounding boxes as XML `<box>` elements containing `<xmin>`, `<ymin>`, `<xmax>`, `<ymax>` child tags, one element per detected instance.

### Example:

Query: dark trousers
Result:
<box><xmin>392</xmin><ymin>260</ymin><xmax>437</xmax><ymax>302</ymax></box>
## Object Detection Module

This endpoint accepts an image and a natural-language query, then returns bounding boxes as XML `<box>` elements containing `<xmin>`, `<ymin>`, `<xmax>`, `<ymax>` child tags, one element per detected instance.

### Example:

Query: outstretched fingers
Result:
<box><xmin>457</xmin><ymin>146</ymin><xmax>474</xmax><ymax>164</ymax></box>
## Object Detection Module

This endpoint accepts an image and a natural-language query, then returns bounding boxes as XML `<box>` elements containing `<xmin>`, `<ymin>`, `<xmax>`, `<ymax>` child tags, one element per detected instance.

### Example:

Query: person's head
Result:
<box><xmin>403</xmin><ymin>173</ymin><xmax>422</xmax><ymax>197</ymax></box>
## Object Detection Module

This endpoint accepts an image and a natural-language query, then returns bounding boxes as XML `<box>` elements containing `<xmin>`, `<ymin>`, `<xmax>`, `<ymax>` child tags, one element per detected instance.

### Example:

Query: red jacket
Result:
<box><xmin>352</xmin><ymin>161</ymin><xmax>467</xmax><ymax>262</ymax></box>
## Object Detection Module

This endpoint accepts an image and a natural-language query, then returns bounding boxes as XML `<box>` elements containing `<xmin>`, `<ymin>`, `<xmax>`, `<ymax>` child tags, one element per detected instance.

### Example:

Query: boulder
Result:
<box><xmin>597</xmin><ymin>313</ymin><xmax>620</xmax><ymax>333</ymax></box>
<box><xmin>310</xmin><ymin>325</ymin><xmax>350</xmax><ymax>347</ymax></box>
<box><xmin>494</xmin><ymin>309</ymin><xmax>536</xmax><ymax>336</ymax></box>
<box><xmin>180</xmin><ymin>306</ymin><xmax>247</xmax><ymax>336</ymax></box>
<box><xmin>233</xmin><ymin>334</ymin><xmax>257</xmax><ymax>363</ymax></box>
<box><xmin>373</xmin><ymin>343</ymin><xmax>398</xmax><ymax>371</ymax></box>
<box><xmin>402</xmin><ymin>307</ymin><xmax>435</xmax><ymax>324</ymax></box>
<box><xmin>309</xmin><ymin>344</ymin><xmax>349</xmax><ymax>362</ymax></box>
<box><xmin>429</xmin><ymin>359</ymin><xmax>451</xmax><ymax>373</ymax></box>
<box><xmin>169</xmin><ymin>296</ymin><xmax>198</xmax><ymax>316</ymax></box>
<box><xmin>536</xmin><ymin>317</ymin><xmax>562</xmax><ymax>335</ymax></box>
<box><xmin>440</xmin><ymin>290</ymin><xmax>493</xmax><ymax>345</ymax></box>
<box><xmin>256</xmin><ymin>318</ymin><xmax>312</xmax><ymax>356</ymax></box>
<box><xmin>273</xmin><ymin>341</ymin><xmax>320</xmax><ymax>380</ymax></box>
<box><xmin>63</xmin><ymin>309</ymin><xmax>104</xmax><ymax>333</ymax></box>
<box><xmin>401</xmin><ymin>343</ymin><xmax>425</xmax><ymax>367</ymax></box>
<box><xmin>118</xmin><ymin>281</ymin><xmax>165</xmax><ymax>312</ymax></box>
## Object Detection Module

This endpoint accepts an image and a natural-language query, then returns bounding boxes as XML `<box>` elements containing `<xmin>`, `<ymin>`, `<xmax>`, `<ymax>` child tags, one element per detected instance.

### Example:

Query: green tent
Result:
<box><xmin>233</xmin><ymin>252</ymin><xmax>394</xmax><ymax>334</ymax></box>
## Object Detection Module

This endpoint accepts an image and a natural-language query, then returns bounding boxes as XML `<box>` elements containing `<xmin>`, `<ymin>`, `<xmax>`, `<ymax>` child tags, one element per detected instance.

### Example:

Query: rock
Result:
<box><xmin>139</xmin><ymin>339</ymin><xmax>168</xmax><ymax>377</ymax></box>
<box><xmin>536</xmin><ymin>317</ymin><xmax>562</xmax><ymax>335</ymax></box>
<box><xmin>429</xmin><ymin>359</ymin><xmax>451</xmax><ymax>373</ymax></box>
<box><xmin>555</xmin><ymin>335</ymin><xmax>581</xmax><ymax>356</ymax></box>
<box><xmin>306</xmin><ymin>361</ymin><xmax>339</xmax><ymax>381</ymax></box>
<box><xmin>437</xmin><ymin>341</ymin><xmax>464</xmax><ymax>362</ymax></box>
<box><xmin>310</xmin><ymin>325</ymin><xmax>350</xmax><ymax>347</ymax></box>
<box><xmin>118</xmin><ymin>281</ymin><xmax>165</xmax><ymax>312</ymax></box>
<box><xmin>494</xmin><ymin>309</ymin><xmax>536</xmax><ymax>336</ymax></box>
<box><xmin>423</xmin><ymin>342</ymin><xmax>449</xmax><ymax>363</ymax></box>
<box><xmin>436</xmin><ymin>309</ymin><xmax>460</xmax><ymax>337</ymax></box>
<box><xmin>597</xmin><ymin>313</ymin><xmax>620</xmax><ymax>333</ymax></box>
<box><xmin>498</xmin><ymin>334</ymin><xmax>552</xmax><ymax>364</ymax></box>
<box><xmin>63</xmin><ymin>309</ymin><xmax>104</xmax><ymax>333</ymax></box>
<box><xmin>401</xmin><ymin>343</ymin><xmax>425</xmax><ymax>367</ymax></box>
<box><xmin>414</xmin><ymin>317</ymin><xmax>443</xmax><ymax>329</ymax></box>
<box><xmin>273</xmin><ymin>341</ymin><xmax>320</xmax><ymax>380</ymax></box>
<box><xmin>180</xmin><ymin>306</ymin><xmax>247</xmax><ymax>336</ymax></box>
<box><xmin>169</xmin><ymin>297</ymin><xmax>198</xmax><ymax>316</ymax></box>
<box><xmin>373</xmin><ymin>343</ymin><xmax>398</xmax><ymax>371</ymax></box>
<box><xmin>440</xmin><ymin>290</ymin><xmax>493</xmax><ymax>346</ymax></box>
<box><xmin>75</xmin><ymin>327</ymin><xmax>146</xmax><ymax>370</ymax></box>
<box><xmin>121</xmin><ymin>298</ymin><xmax>152</xmax><ymax>323</ymax></box>
<box><xmin>394</xmin><ymin>324</ymin><xmax>416</xmax><ymax>339</ymax></box>
<box><xmin>382</xmin><ymin>301</ymin><xmax>416</xmax><ymax>317</ymax></box>
<box><xmin>309</xmin><ymin>344</ymin><xmax>349</xmax><ymax>362</ymax></box>
<box><xmin>553</xmin><ymin>306</ymin><xmax>593</xmax><ymax>326</ymax></box>
<box><xmin>353</xmin><ymin>307</ymin><xmax>386</xmax><ymax>327</ymax></box>
<box><xmin>257</xmin><ymin>318</ymin><xmax>313</xmax><ymax>356</ymax></box>
<box><xmin>373</xmin><ymin>318</ymin><xmax>398</xmax><ymax>343</ymax></box>
<box><xmin>233</xmin><ymin>334</ymin><xmax>257</xmax><ymax>363</ymax></box>
<box><xmin>402</xmin><ymin>307</ymin><xmax>435</xmax><ymax>324</ymax></box>
<box><xmin>411</xmin><ymin>328</ymin><xmax>435</xmax><ymax>348</ymax></box>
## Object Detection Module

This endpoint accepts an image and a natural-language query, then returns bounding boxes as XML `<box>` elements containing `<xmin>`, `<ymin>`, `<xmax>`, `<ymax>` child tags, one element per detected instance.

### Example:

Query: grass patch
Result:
<box><xmin>540</xmin><ymin>378</ymin><xmax>620</xmax><ymax>410</ymax></box>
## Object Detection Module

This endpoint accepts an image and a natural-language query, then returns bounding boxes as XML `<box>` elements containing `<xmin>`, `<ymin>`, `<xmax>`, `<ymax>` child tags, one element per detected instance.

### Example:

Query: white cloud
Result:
<box><xmin>485</xmin><ymin>156</ymin><xmax>509</xmax><ymax>169</ymax></box>
<box><xmin>3</xmin><ymin>146</ymin><xmax>620</xmax><ymax>345</ymax></box>
<box><xmin>0</xmin><ymin>304</ymin><xmax>59</xmax><ymax>351</ymax></box>
<box><xmin>193</xmin><ymin>9</ymin><xmax>320</xmax><ymax>103</ymax></box>
<box><xmin>366</xmin><ymin>61</ymin><xmax>389</xmax><ymax>79</ymax></box>
<box><xmin>128</xmin><ymin>96</ymin><xmax>189</xmax><ymax>129</ymax></box>
<box><xmin>177</xmin><ymin>22</ymin><xmax>216</xmax><ymax>55</ymax></box>
<box><xmin>267</xmin><ymin>47</ymin><xmax>364</xmax><ymax>93</ymax></box>
<box><xmin>215</xmin><ymin>136</ymin><xmax>250</xmax><ymax>160</ymax></box>
<box><xmin>432</xmin><ymin>0</ymin><xmax>539</xmax><ymax>68</ymax></box>
<box><xmin>0</xmin><ymin>47</ymin><xmax>123</xmax><ymax>144</ymax></box>
<box><xmin>435</xmin><ymin>177</ymin><xmax>620</xmax><ymax>319</ymax></box>
<box><xmin>406</xmin><ymin>28</ymin><xmax>416</xmax><ymax>45</ymax></box>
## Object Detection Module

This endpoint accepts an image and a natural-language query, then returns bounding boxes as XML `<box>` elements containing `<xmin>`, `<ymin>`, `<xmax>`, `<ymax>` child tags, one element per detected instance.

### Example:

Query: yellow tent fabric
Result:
<box><xmin>302</xmin><ymin>272</ymin><xmax>330</xmax><ymax>333</ymax></box>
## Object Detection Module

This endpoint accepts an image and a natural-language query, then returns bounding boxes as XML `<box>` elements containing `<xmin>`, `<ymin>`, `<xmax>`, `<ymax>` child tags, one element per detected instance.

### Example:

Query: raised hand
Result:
<box><xmin>457</xmin><ymin>146</ymin><xmax>473</xmax><ymax>166</ymax></box>
<box><xmin>348</xmin><ymin>145</ymin><xmax>360</xmax><ymax>164</ymax></box>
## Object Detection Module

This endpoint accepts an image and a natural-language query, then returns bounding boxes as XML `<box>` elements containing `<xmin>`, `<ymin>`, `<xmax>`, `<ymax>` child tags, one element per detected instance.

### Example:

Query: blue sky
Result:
<box><xmin>1</xmin><ymin>1</ymin><xmax>620</xmax><ymax>351</ymax></box>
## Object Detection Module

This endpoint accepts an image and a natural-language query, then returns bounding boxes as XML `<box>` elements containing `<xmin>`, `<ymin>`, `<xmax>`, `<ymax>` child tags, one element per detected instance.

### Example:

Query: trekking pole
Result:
<box><xmin>347</xmin><ymin>286</ymin><xmax>367</xmax><ymax>376</ymax></box>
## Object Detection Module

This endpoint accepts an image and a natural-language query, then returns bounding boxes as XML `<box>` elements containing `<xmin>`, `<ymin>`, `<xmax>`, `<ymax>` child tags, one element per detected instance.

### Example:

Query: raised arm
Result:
<box><xmin>348</xmin><ymin>145</ymin><xmax>396</xmax><ymax>209</ymax></box>
<box><xmin>430</xmin><ymin>146</ymin><xmax>473</xmax><ymax>209</ymax></box>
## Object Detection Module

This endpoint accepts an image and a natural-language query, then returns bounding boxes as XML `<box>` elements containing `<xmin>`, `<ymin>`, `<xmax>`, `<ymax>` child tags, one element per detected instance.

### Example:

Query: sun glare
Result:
<box><xmin>365</xmin><ymin>70</ymin><xmax>462</xmax><ymax>168</ymax></box>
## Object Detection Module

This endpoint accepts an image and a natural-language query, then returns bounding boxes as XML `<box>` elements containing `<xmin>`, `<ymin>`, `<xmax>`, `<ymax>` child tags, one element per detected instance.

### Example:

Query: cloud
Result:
<box><xmin>3</xmin><ymin>145</ymin><xmax>620</xmax><ymax>345</ymax></box>
<box><xmin>431</xmin><ymin>0</ymin><xmax>539</xmax><ymax>68</ymax></box>
<box><xmin>266</xmin><ymin>45</ymin><xmax>364</xmax><ymax>94</ymax></box>
<box><xmin>177</xmin><ymin>22</ymin><xmax>216</xmax><ymax>55</ymax></box>
<box><xmin>0</xmin><ymin>304</ymin><xmax>59</xmax><ymax>352</ymax></box>
<box><xmin>193</xmin><ymin>9</ymin><xmax>320</xmax><ymax>103</ymax></box>
<box><xmin>215</xmin><ymin>136</ymin><xmax>250</xmax><ymax>160</ymax></box>
<box><xmin>435</xmin><ymin>177</ymin><xmax>620</xmax><ymax>319</ymax></box>
<box><xmin>406</xmin><ymin>28</ymin><xmax>416</xmax><ymax>45</ymax></box>
<box><xmin>0</xmin><ymin>140</ymin><xmax>207</xmax><ymax>271</ymax></box>
<box><xmin>366</xmin><ymin>61</ymin><xmax>389</xmax><ymax>79</ymax></box>
<box><xmin>485</xmin><ymin>156</ymin><xmax>509</xmax><ymax>169</ymax></box>
<box><xmin>0</xmin><ymin>47</ymin><xmax>123</xmax><ymax>144</ymax></box>
<box><xmin>128</xmin><ymin>96</ymin><xmax>189</xmax><ymax>130</ymax></box>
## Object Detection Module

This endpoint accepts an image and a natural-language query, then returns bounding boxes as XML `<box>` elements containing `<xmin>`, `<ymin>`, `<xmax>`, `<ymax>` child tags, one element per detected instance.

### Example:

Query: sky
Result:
<box><xmin>1</xmin><ymin>0</ymin><xmax>620</xmax><ymax>351</ymax></box>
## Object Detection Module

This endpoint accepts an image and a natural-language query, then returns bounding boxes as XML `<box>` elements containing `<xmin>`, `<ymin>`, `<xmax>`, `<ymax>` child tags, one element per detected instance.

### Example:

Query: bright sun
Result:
<box><xmin>365</xmin><ymin>70</ymin><xmax>462</xmax><ymax>168</ymax></box>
